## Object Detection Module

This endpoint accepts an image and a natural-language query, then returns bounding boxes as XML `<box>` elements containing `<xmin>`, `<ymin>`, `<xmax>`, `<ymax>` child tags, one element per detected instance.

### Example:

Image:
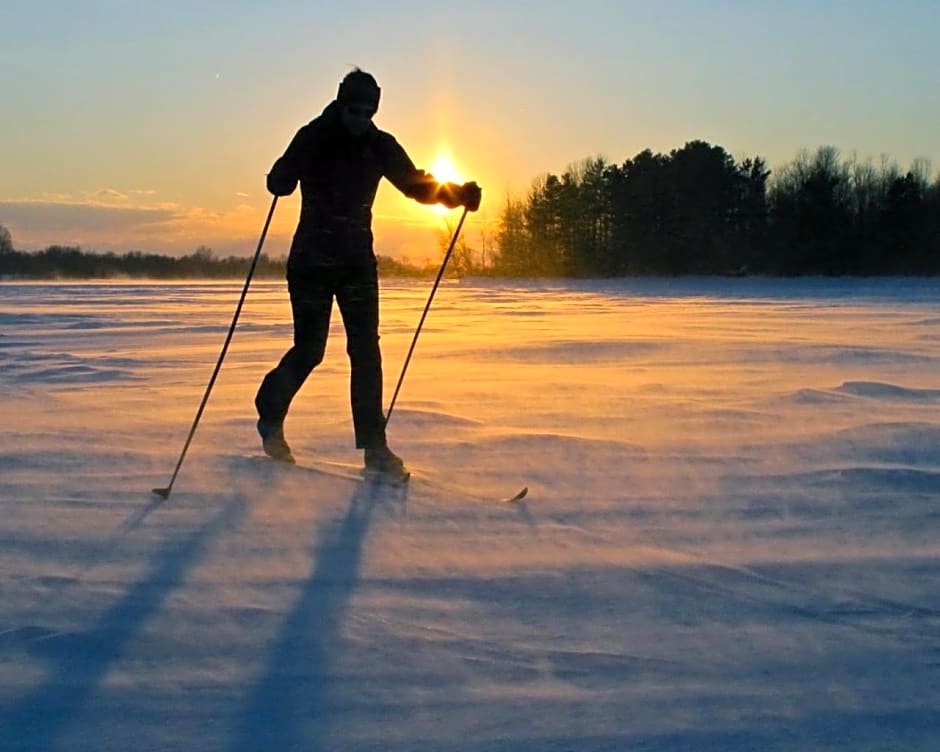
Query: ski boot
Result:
<box><xmin>363</xmin><ymin>442</ymin><xmax>409</xmax><ymax>483</ymax></box>
<box><xmin>257</xmin><ymin>419</ymin><xmax>295</xmax><ymax>464</ymax></box>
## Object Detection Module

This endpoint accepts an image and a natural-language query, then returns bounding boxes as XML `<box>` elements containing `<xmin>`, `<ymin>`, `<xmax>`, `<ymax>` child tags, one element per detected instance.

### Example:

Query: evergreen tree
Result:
<box><xmin>0</xmin><ymin>225</ymin><xmax>12</xmax><ymax>254</ymax></box>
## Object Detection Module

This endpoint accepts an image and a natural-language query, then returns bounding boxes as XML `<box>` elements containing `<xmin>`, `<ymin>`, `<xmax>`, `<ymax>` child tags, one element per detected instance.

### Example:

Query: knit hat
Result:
<box><xmin>337</xmin><ymin>69</ymin><xmax>381</xmax><ymax>110</ymax></box>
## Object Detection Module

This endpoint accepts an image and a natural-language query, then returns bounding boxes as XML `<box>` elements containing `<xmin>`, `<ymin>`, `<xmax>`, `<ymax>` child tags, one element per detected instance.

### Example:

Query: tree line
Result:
<box><xmin>491</xmin><ymin>142</ymin><xmax>940</xmax><ymax>276</ymax></box>
<box><xmin>0</xmin><ymin>241</ymin><xmax>426</xmax><ymax>280</ymax></box>
<box><xmin>3</xmin><ymin>140</ymin><xmax>938</xmax><ymax>279</ymax></box>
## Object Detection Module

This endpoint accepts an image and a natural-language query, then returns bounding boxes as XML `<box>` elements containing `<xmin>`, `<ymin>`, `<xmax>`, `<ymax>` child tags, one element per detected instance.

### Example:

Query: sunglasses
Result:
<box><xmin>344</xmin><ymin>103</ymin><xmax>376</xmax><ymax>118</ymax></box>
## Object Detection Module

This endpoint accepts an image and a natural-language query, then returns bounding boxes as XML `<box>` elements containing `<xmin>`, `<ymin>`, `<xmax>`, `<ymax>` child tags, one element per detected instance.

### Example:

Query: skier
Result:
<box><xmin>255</xmin><ymin>68</ymin><xmax>482</xmax><ymax>478</ymax></box>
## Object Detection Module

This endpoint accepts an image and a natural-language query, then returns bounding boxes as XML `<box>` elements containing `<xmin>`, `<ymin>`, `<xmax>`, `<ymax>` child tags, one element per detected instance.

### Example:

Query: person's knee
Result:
<box><xmin>346</xmin><ymin>336</ymin><xmax>380</xmax><ymax>366</ymax></box>
<box><xmin>286</xmin><ymin>342</ymin><xmax>325</xmax><ymax>371</ymax></box>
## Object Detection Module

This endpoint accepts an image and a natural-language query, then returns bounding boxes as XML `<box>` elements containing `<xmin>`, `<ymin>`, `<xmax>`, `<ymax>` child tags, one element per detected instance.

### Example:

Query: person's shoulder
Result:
<box><xmin>373</xmin><ymin>128</ymin><xmax>404</xmax><ymax>154</ymax></box>
<box><xmin>300</xmin><ymin>115</ymin><xmax>325</xmax><ymax>136</ymax></box>
<box><xmin>300</xmin><ymin>103</ymin><xmax>338</xmax><ymax>136</ymax></box>
<box><xmin>290</xmin><ymin>112</ymin><xmax>331</xmax><ymax>150</ymax></box>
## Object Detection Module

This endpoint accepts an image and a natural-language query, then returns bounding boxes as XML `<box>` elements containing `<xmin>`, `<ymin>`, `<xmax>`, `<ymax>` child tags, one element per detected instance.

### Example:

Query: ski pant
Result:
<box><xmin>255</xmin><ymin>261</ymin><xmax>386</xmax><ymax>449</ymax></box>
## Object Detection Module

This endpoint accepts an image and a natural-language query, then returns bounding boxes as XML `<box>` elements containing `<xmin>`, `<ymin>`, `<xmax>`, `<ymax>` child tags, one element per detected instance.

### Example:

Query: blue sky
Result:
<box><xmin>1</xmin><ymin>0</ymin><xmax>938</xmax><ymax>258</ymax></box>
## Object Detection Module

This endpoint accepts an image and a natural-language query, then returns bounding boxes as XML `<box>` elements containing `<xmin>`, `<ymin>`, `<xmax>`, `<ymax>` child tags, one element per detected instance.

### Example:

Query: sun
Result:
<box><xmin>430</xmin><ymin>153</ymin><xmax>464</xmax><ymax>184</ymax></box>
<box><xmin>429</xmin><ymin>153</ymin><xmax>464</xmax><ymax>215</ymax></box>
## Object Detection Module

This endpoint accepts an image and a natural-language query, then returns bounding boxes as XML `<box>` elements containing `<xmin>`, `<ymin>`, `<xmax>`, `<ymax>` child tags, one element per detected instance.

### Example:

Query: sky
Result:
<box><xmin>1</xmin><ymin>0</ymin><xmax>938</xmax><ymax>261</ymax></box>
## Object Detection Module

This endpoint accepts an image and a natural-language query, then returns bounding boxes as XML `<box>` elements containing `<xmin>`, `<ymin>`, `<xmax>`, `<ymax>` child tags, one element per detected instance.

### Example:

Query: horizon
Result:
<box><xmin>2</xmin><ymin>1</ymin><xmax>938</xmax><ymax>260</ymax></box>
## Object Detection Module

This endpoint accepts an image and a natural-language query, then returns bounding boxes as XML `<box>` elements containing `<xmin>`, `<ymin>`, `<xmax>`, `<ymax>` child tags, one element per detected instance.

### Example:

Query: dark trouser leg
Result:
<box><xmin>336</xmin><ymin>262</ymin><xmax>385</xmax><ymax>449</ymax></box>
<box><xmin>255</xmin><ymin>270</ymin><xmax>334</xmax><ymax>425</ymax></box>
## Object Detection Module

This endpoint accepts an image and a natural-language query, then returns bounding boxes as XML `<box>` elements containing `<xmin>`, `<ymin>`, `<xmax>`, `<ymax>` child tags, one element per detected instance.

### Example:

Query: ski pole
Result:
<box><xmin>384</xmin><ymin>205</ymin><xmax>469</xmax><ymax>426</ymax></box>
<box><xmin>153</xmin><ymin>194</ymin><xmax>279</xmax><ymax>499</ymax></box>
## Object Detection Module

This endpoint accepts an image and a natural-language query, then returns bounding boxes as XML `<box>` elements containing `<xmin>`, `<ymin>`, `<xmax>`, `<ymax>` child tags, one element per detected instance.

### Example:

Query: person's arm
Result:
<box><xmin>266</xmin><ymin>125</ymin><xmax>311</xmax><ymax>196</ymax></box>
<box><xmin>381</xmin><ymin>134</ymin><xmax>481</xmax><ymax>211</ymax></box>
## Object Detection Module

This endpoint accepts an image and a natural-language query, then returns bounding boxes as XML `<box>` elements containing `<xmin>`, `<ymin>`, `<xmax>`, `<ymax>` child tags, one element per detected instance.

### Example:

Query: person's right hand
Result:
<box><xmin>460</xmin><ymin>181</ymin><xmax>482</xmax><ymax>212</ymax></box>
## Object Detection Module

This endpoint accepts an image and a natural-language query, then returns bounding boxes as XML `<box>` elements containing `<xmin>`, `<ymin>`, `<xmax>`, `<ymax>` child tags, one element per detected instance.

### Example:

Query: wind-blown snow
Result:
<box><xmin>1</xmin><ymin>277</ymin><xmax>938</xmax><ymax>751</ymax></box>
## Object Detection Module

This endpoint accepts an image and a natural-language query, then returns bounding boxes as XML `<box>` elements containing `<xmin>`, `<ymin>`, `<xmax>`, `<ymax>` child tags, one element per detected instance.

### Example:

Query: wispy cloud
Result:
<box><xmin>0</xmin><ymin>196</ymin><xmax>288</xmax><ymax>256</ymax></box>
<box><xmin>0</xmin><ymin>199</ymin><xmax>175</xmax><ymax>232</ymax></box>
<box><xmin>0</xmin><ymin>192</ymin><xmax>451</xmax><ymax>259</ymax></box>
<box><xmin>94</xmin><ymin>187</ymin><xmax>128</xmax><ymax>201</ymax></box>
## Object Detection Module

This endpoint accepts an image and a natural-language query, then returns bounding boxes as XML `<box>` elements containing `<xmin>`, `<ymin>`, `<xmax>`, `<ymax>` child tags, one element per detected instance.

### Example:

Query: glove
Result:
<box><xmin>266</xmin><ymin>171</ymin><xmax>297</xmax><ymax>197</ymax></box>
<box><xmin>460</xmin><ymin>181</ymin><xmax>482</xmax><ymax>212</ymax></box>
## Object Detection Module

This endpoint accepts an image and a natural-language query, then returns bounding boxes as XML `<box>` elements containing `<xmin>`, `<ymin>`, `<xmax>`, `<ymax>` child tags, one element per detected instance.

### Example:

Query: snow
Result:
<box><xmin>1</xmin><ymin>277</ymin><xmax>938</xmax><ymax>751</ymax></box>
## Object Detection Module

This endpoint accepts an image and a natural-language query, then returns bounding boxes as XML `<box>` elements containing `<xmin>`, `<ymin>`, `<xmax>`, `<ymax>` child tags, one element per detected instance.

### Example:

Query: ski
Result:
<box><xmin>247</xmin><ymin>455</ymin><xmax>410</xmax><ymax>487</ymax></box>
<box><xmin>502</xmin><ymin>486</ymin><xmax>529</xmax><ymax>503</ymax></box>
<box><xmin>305</xmin><ymin>458</ymin><xmax>528</xmax><ymax>503</ymax></box>
<box><xmin>246</xmin><ymin>455</ymin><xmax>527</xmax><ymax>503</ymax></box>
<box><xmin>343</xmin><ymin>460</ymin><xmax>527</xmax><ymax>503</ymax></box>
<box><xmin>309</xmin><ymin>459</ymin><xmax>411</xmax><ymax>487</ymax></box>
<box><xmin>434</xmin><ymin>475</ymin><xmax>529</xmax><ymax>504</ymax></box>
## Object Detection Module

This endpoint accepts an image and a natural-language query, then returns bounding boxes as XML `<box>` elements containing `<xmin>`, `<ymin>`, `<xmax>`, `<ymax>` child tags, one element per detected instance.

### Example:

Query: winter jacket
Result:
<box><xmin>267</xmin><ymin>101</ymin><xmax>459</xmax><ymax>270</ymax></box>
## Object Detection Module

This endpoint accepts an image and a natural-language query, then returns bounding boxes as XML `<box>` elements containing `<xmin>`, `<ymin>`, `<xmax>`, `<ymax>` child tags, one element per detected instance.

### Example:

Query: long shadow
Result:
<box><xmin>512</xmin><ymin>499</ymin><xmax>537</xmax><ymax>530</ymax></box>
<box><xmin>230</xmin><ymin>480</ymin><xmax>407</xmax><ymax>752</ymax></box>
<box><xmin>0</xmin><ymin>494</ymin><xmax>246</xmax><ymax>752</ymax></box>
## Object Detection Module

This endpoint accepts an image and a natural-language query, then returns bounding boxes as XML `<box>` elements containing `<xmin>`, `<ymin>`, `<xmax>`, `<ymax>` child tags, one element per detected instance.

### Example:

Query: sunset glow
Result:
<box><xmin>429</xmin><ymin>153</ymin><xmax>464</xmax><ymax>215</ymax></box>
<box><xmin>429</xmin><ymin>153</ymin><xmax>464</xmax><ymax>186</ymax></box>
<box><xmin>1</xmin><ymin>3</ymin><xmax>937</xmax><ymax>258</ymax></box>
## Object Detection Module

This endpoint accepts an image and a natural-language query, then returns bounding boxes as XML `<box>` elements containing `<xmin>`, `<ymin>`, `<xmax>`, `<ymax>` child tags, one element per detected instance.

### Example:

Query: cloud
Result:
<box><xmin>0</xmin><ymin>197</ymin><xmax>294</xmax><ymax>256</ymax></box>
<box><xmin>0</xmin><ymin>192</ymin><xmax>457</xmax><ymax>260</ymax></box>
<box><xmin>94</xmin><ymin>187</ymin><xmax>129</xmax><ymax>201</ymax></box>
<box><xmin>0</xmin><ymin>199</ymin><xmax>175</xmax><ymax>233</ymax></box>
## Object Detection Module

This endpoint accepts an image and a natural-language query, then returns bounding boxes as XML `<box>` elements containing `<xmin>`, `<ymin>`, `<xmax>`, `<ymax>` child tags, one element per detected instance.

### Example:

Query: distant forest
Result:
<box><xmin>2</xmin><ymin>141</ymin><xmax>939</xmax><ymax>279</ymax></box>
<box><xmin>0</xmin><ymin>241</ymin><xmax>428</xmax><ymax>280</ymax></box>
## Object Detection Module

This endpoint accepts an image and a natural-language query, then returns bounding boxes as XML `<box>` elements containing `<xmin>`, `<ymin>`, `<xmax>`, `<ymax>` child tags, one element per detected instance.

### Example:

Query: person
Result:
<box><xmin>255</xmin><ymin>68</ymin><xmax>482</xmax><ymax>478</ymax></box>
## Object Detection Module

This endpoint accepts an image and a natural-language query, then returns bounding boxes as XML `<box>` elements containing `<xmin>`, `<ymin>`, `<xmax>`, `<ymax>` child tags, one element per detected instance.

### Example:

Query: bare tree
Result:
<box><xmin>910</xmin><ymin>157</ymin><xmax>933</xmax><ymax>192</ymax></box>
<box><xmin>437</xmin><ymin>217</ymin><xmax>476</xmax><ymax>276</ymax></box>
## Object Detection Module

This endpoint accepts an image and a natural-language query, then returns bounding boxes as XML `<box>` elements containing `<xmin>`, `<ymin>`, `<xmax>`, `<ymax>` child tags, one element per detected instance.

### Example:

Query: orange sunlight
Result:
<box><xmin>429</xmin><ymin>153</ymin><xmax>464</xmax><ymax>216</ymax></box>
<box><xmin>371</xmin><ymin>148</ymin><xmax>474</xmax><ymax>262</ymax></box>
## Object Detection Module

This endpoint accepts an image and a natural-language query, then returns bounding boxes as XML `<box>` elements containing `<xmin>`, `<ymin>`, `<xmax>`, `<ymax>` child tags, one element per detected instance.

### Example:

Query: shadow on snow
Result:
<box><xmin>229</xmin><ymin>479</ymin><xmax>408</xmax><ymax>752</ymax></box>
<box><xmin>0</xmin><ymin>494</ymin><xmax>248</xmax><ymax>752</ymax></box>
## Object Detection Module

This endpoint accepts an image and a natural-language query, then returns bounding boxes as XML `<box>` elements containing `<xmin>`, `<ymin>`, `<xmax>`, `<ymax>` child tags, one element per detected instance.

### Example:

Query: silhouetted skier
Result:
<box><xmin>255</xmin><ymin>68</ymin><xmax>481</xmax><ymax>478</ymax></box>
